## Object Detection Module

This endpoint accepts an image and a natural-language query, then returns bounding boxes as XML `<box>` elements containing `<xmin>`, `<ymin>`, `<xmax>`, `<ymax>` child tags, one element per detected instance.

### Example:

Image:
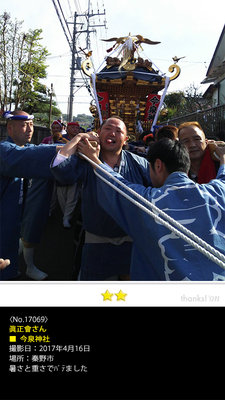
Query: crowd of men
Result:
<box><xmin>1</xmin><ymin>109</ymin><xmax>225</xmax><ymax>281</ymax></box>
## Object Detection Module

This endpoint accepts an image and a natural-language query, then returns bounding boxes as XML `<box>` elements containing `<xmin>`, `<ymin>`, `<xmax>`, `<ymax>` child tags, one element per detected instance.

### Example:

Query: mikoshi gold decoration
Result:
<box><xmin>81</xmin><ymin>34</ymin><xmax>181</xmax><ymax>137</ymax></box>
<box><xmin>168</xmin><ymin>64</ymin><xmax>181</xmax><ymax>81</ymax></box>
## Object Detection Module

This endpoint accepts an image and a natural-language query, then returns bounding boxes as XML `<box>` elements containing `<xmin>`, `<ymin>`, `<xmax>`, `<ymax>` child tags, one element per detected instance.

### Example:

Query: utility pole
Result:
<box><xmin>68</xmin><ymin>12</ymin><xmax>78</xmax><ymax>122</ymax></box>
<box><xmin>0</xmin><ymin>77</ymin><xmax>2</xmax><ymax>110</ymax></box>
<box><xmin>68</xmin><ymin>3</ymin><xmax>106</xmax><ymax>122</ymax></box>
<box><xmin>49</xmin><ymin>83</ymin><xmax>53</xmax><ymax>128</ymax></box>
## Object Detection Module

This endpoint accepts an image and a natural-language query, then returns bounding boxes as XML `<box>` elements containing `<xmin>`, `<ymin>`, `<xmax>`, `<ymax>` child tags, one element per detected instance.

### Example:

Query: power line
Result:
<box><xmin>47</xmin><ymin>52</ymin><xmax>70</xmax><ymax>59</ymax></box>
<box><xmin>51</xmin><ymin>0</ymin><xmax>72</xmax><ymax>50</ymax></box>
<box><xmin>153</xmin><ymin>58</ymin><xmax>208</xmax><ymax>64</ymax></box>
<box><xmin>67</xmin><ymin>0</ymin><xmax>73</xmax><ymax>18</ymax></box>
<box><xmin>58</xmin><ymin>101</ymin><xmax>91</xmax><ymax>104</ymax></box>
<box><xmin>52</xmin><ymin>0</ymin><xmax>107</xmax><ymax>119</ymax></box>
<box><xmin>57</xmin><ymin>0</ymin><xmax>73</xmax><ymax>41</ymax></box>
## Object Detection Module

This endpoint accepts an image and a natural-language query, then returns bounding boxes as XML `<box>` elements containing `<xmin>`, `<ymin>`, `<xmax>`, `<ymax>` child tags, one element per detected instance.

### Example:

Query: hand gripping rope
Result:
<box><xmin>78</xmin><ymin>152</ymin><xmax>225</xmax><ymax>270</ymax></box>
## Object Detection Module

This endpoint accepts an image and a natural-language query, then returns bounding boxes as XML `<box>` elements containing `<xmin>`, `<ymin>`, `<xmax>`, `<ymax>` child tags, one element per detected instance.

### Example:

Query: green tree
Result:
<box><xmin>75</xmin><ymin>113</ymin><xmax>93</xmax><ymax>128</ymax></box>
<box><xmin>14</xmin><ymin>29</ymin><xmax>49</xmax><ymax>111</ymax></box>
<box><xmin>164</xmin><ymin>91</ymin><xmax>186</xmax><ymax>111</ymax></box>
<box><xmin>0</xmin><ymin>11</ymin><xmax>23</xmax><ymax>110</ymax></box>
<box><xmin>0</xmin><ymin>11</ymin><xmax>61</xmax><ymax>124</ymax></box>
<box><xmin>183</xmin><ymin>83</ymin><xmax>214</xmax><ymax>113</ymax></box>
<box><xmin>160</xmin><ymin>84</ymin><xmax>214</xmax><ymax>122</ymax></box>
<box><xmin>62</xmin><ymin>113</ymin><xmax>94</xmax><ymax>130</ymax></box>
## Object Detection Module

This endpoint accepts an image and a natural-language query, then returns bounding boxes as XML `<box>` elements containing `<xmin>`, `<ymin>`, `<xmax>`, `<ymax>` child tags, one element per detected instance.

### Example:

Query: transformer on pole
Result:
<box><xmin>52</xmin><ymin>0</ymin><xmax>106</xmax><ymax>122</ymax></box>
<box><xmin>67</xmin><ymin>3</ymin><xmax>106</xmax><ymax>121</ymax></box>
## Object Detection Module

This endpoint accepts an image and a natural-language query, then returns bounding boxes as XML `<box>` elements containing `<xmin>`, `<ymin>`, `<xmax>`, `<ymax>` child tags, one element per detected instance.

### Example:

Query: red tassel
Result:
<box><xmin>106</xmin><ymin>43</ymin><xmax>116</xmax><ymax>53</ymax></box>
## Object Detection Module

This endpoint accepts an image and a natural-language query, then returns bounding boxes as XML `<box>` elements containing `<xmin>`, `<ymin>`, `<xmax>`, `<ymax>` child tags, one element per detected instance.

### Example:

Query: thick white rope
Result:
<box><xmin>91</xmin><ymin>73</ymin><xmax>103</xmax><ymax>125</ymax></box>
<box><xmin>151</xmin><ymin>76</ymin><xmax>170</xmax><ymax>130</ymax></box>
<box><xmin>78</xmin><ymin>152</ymin><xmax>225</xmax><ymax>270</ymax></box>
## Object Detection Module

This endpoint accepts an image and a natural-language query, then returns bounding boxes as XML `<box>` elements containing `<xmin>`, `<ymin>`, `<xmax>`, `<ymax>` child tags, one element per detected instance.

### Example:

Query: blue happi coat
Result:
<box><xmin>51</xmin><ymin>150</ymin><xmax>151</xmax><ymax>278</ymax></box>
<box><xmin>0</xmin><ymin>137</ymin><xmax>57</xmax><ymax>280</ymax></box>
<box><xmin>51</xmin><ymin>150</ymin><xmax>151</xmax><ymax>237</ymax></box>
<box><xmin>95</xmin><ymin>164</ymin><xmax>225</xmax><ymax>281</ymax></box>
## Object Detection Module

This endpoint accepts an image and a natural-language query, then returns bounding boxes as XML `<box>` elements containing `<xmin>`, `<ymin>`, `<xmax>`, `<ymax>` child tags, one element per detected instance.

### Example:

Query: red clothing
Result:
<box><xmin>42</xmin><ymin>136</ymin><xmax>52</xmax><ymax>144</ymax></box>
<box><xmin>189</xmin><ymin>148</ymin><xmax>217</xmax><ymax>184</ymax></box>
<box><xmin>197</xmin><ymin>147</ymin><xmax>216</xmax><ymax>184</ymax></box>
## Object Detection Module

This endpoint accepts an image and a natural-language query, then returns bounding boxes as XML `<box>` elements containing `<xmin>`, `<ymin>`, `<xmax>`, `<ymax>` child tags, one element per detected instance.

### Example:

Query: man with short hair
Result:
<box><xmin>51</xmin><ymin>116</ymin><xmax>151</xmax><ymax>280</ymax></box>
<box><xmin>79</xmin><ymin>138</ymin><xmax>225</xmax><ymax>281</ymax></box>
<box><xmin>178</xmin><ymin>121</ymin><xmax>219</xmax><ymax>183</ymax></box>
<box><xmin>0</xmin><ymin>110</ymin><xmax>60</xmax><ymax>280</ymax></box>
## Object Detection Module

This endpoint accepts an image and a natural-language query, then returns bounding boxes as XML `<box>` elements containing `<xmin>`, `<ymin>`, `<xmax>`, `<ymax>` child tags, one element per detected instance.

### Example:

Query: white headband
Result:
<box><xmin>3</xmin><ymin>111</ymin><xmax>34</xmax><ymax>120</ymax></box>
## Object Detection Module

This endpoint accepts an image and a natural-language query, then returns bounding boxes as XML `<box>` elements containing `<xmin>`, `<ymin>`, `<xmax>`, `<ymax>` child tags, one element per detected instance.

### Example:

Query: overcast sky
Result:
<box><xmin>2</xmin><ymin>0</ymin><xmax>225</xmax><ymax>117</ymax></box>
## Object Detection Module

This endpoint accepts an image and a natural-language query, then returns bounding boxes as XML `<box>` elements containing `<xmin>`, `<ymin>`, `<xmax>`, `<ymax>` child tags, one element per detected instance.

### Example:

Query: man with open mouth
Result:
<box><xmin>51</xmin><ymin>116</ymin><xmax>152</xmax><ymax>280</ymax></box>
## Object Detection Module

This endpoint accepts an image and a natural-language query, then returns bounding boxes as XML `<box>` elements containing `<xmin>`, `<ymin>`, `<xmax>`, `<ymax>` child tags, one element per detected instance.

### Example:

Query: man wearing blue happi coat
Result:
<box><xmin>78</xmin><ymin>138</ymin><xmax>225</xmax><ymax>281</ymax></box>
<box><xmin>51</xmin><ymin>117</ymin><xmax>151</xmax><ymax>280</ymax></box>
<box><xmin>0</xmin><ymin>110</ymin><xmax>61</xmax><ymax>280</ymax></box>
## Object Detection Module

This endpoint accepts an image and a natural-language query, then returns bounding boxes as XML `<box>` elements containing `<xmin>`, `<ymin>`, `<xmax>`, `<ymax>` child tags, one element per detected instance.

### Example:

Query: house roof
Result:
<box><xmin>201</xmin><ymin>24</ymin><xmax>225</xmax><ymax>84</ymax></box>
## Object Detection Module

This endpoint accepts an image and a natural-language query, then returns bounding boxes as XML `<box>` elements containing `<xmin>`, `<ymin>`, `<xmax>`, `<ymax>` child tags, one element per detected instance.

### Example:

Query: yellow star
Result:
<box><xmin>101</xmin><ymin>290</ymin><xmax>114</xmax><ymax>301</ymax></box>
<box><xmin>115</xmin><ymin>290</ymin><xmax>127</xmax><ymax>301</ymax></box>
